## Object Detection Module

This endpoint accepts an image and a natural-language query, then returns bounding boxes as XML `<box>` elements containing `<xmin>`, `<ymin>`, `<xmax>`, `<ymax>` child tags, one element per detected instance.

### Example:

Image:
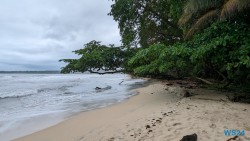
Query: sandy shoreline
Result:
<box><xmin>14</xmin><ymin>81</ymin><xmax>250</xmax><ymax>141</ymax></box>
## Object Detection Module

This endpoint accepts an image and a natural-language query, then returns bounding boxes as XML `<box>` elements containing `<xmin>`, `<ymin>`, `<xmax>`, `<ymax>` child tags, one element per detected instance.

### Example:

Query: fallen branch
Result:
<box><xmin>226</xmin><ymin>136</ymin><xmax>238</xmax><ymax>141</ymax></box>
<box><xmin>195</xmin><ymin>77</ymin><xmax>213</xmax><ymax>85</ymax></box>
<box><xmin>193</xmin><ymin>98</ymin><xmax>227</xmax><ymax>102</ymax></box>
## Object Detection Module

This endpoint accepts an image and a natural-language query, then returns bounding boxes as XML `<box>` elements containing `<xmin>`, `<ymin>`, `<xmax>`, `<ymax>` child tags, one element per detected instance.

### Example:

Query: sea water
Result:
<box><xmin>0</xmin><ymin>73</ymin><xmax>145</xmax><ymax>141</ymax></box>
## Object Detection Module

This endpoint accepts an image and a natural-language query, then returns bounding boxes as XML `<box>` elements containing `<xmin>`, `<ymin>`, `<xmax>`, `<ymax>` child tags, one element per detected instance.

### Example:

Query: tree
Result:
<box><xmin>60</xmin><ymin>1</ymin><xmax>250</xmax><ymax>90</ymax></box>
<box><xmin>179</xmin><ymin>0</ymin><xmax>250</xmax><ymax>39</ymax></box>
<box><xmin>60</xmin><ymin>40</ymin><xmax>131</xmax><ymax>74</ymax></box>
<box><xmin>109</xmin><ymin>0</ymin><xmax>184</xmax><ymax>47</ymax></box>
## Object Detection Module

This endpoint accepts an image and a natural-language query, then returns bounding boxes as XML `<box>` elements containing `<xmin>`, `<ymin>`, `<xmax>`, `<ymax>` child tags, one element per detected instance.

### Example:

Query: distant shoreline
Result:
<box><xmin>0</xmin><ymin>71</ymin><xmax>60</xmax><ymax>74</ymax></box>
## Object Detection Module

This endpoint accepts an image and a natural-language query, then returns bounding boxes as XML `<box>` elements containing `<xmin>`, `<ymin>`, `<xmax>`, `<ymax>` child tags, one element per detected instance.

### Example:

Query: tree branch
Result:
<box><xmin>88</xmin><ymin>69</ymin><xmax>124</xmax><ymax>75</ymax></box>
<box><xmin>195</xmin><ymin>77</ymin><xmax>213</xmax><ymax>85</ymax></box>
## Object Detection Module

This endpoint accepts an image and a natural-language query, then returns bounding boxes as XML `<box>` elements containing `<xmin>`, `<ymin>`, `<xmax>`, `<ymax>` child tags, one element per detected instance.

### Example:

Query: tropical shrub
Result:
<box><xmin>128</xmin><ymin>21</ymin><xmax>250</xmax><ymax>85</ymax></box>
<box><xmin>128</xmin><ymin>43</ymin><xmax>193</xmax><ymax>77</ymax></box>
<box><xmin>190</xmin><ymin>21</ymin><xmax>250</xmax><ymax>84</ymax></box>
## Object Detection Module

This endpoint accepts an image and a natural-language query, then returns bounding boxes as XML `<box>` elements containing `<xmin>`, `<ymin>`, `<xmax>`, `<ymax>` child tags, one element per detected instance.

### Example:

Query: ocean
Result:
<box><xmin>0</xmin><ymin>73</ymin><xmax>145</xmax><ymax>141</ymax></box>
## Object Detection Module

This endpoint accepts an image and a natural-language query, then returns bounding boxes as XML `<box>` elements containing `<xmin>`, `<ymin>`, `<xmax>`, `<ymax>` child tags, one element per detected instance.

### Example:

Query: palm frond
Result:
<box><xmin>179</xmin><ymin>0</ymin><xmax>221</xmax><ymax>26</ymax></box>
<box><xmin>185</xmin><ymin>9</ymin><xmax>219</xmax><ymax>39</ymax></box>
<box><xmin>185</xmin><ymin>0</ymin><xmax>220</xmax><ymax>13</ymax></box>
<box><xmin>237</xmin><ymin>0</ymin><xmax>250</xmax><ymax>9</ymax></box>
<box><xmin>178</xmin><ymin>13</ymin><xmax>193</xmax><ymax>26</ymax></box>
<box><xmin>221</xmin><ymin>0</ymin><xmax>250</xmax><ymax>20</ymax></box>
<box><xmin>178</xmin><ymin>0</ymin><xmax>197</xmax><ymax>26</ymax></box>
<box><xmin>220</xmin><ymin>0</ymin><xmax>239</xmax><ymax>20</ymax></box>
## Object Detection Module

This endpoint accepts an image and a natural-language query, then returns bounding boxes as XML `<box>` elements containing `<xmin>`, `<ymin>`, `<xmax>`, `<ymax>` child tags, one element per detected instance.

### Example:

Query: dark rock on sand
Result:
<box><xmin>95</xmin><ymin>87</ymin><xmax>102</xmax><ymax>90</ymax></box>
<box><xmin>180</xmin><ymin>133</ymin><xmax>197</xmax><ymax>141</ymax></box>
<box><xmin>95</xmin><ymin>86</ymin><xmax>112</xmax><ymax>92</ymax></box>
<box><xmin>183</xmin><ymin>90</ymin><xmax>191</xmax><ymax>97</ymax></box>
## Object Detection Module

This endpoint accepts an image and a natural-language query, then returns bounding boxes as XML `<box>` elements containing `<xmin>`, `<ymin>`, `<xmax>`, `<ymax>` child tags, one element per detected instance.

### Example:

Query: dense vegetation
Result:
<box><xmin>61</xmin><ymin>0</ymin><xmax>250</xmax><ymax>89</ymax></box>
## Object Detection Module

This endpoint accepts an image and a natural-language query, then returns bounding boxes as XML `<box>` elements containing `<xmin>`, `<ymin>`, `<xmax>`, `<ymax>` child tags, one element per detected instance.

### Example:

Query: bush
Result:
<box><xmin>128</xmin><ymin>43</ymin><xmax>193</xmax><ymax>77</ymax></box>
<box><xmin>190</xmin><ymin>21</ymin><xmax>250</xmax><ymax>83</ymax></box>
<box><xmin>128</xmin><ymin>21</ymin><xmax>250</xmax><ymax>85</ymax></box>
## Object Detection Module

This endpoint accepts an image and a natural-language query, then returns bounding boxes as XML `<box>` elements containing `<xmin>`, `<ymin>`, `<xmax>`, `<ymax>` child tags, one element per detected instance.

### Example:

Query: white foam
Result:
<box><xmin>0</xmin><ymin>73</ymin><xmax>145</xmax><ymax>140</ymax></box>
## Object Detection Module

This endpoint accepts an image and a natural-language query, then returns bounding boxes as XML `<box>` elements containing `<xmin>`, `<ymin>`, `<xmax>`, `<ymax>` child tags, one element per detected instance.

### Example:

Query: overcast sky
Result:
<box><xmin>0</xmin><ymin>0</ymin><xmax>121</xmax><ymax>71</ymax></box>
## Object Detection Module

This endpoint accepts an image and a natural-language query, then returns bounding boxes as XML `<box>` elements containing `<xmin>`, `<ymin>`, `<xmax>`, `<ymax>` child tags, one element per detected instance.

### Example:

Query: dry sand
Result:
<box><xmin>14</xmin><ymin>81</ymin><xmax>250</xmax><ymax>141</ymax></box>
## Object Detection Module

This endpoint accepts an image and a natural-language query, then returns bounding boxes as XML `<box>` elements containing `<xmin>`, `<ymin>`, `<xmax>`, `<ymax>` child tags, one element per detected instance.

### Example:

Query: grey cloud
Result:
<box><xmin>0</xmin><ymin>0</ymin><xmax>121</xmax><ymax>71</ymax></box>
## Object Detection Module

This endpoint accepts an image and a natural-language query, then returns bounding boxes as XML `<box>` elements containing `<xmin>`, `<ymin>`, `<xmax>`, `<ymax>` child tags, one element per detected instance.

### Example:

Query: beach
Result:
<box><xmin>14</xmin><ymin>81</ymin><xmax>250</xmax><ymax>141</ymax></box>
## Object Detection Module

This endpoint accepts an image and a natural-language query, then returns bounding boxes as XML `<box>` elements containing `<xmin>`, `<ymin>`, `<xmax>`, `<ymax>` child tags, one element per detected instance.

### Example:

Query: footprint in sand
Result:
<box><xmin>162</xmin><ymin>112</ymin><xmax>168</xmax><ymax>116</ymax></box>
<box><xmin>156</xmin><ymin>119</ymin><xmax>162</xmax><ymax>124</ymax></box>
<box><xmin>202</xmin><ymin>130</ymin><xmax>208</xmax><ymax>134</ymax></box>
<box><xmin>147</xmin><ymin>130</ymin><xmax>153</xmax><ymax>134</ymax></box>
<box><xmin>107</xmin><ymin>137</ymin><xmax>115</xmax><ymax>141</ymax></box>
<box><xmin>209</xmin><ymin>123</ymin><xmax>216</xmax><ymax>129</ymax></box>
<box><xmin>145</xmin><ymin>125</ymin><xmax>151</xmax><ymax>129</ymax></box>
<box><xmin>173</xmin><ymin>123</ymin><xmax>182</xmax><ymax>126</ymax></box>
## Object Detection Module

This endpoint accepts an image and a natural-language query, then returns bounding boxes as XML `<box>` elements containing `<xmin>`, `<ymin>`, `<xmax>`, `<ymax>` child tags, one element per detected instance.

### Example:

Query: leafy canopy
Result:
<box><xmin>60</xmin><ymin>40</ymin><xmax>128</xmax><ymax>74</ymax></box>
<box><xmin>128</xmin><ymin>21</ymin><xmax>250</xmax><ymax>84</ymax></box>
<box><xmin>109</xmin><ymin>0</ymin><xmax>184</xmax><ymax>47</ymax></box>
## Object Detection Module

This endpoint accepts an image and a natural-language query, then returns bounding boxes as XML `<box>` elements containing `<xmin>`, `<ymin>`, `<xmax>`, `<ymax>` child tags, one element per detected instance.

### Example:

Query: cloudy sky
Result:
<box><xmin>0</xmin><ymin>0</ymin><xmax>121</xmax><ymax>71</ymax></box>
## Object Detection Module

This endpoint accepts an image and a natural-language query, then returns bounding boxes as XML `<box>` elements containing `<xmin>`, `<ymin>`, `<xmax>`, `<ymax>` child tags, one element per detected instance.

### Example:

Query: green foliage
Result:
<box><xmin>60</xmin><ymin>0</ymin><xmax>250</xmax><ymax>89</ymax></box>
<box><xmin>59</xmin><ymin>59</ymin><xmax>78</xmax><ymax>74</ymax></box>
<box><xmin>128</xmin><ymin>44</ymin><xmax>166</xmax><ymax>76</ymax></box>
<box><xmin>128</xmin><ymin>21</ymin><xmax>250</xmax><ymax>84</ymax></box>
<box><xmin>60</xmin><ymin>40</ymin><xmax>128</xmax><ymax>73</ymax></box>
<box><xmin>128</xmin><ymin>43</ymin><xmax>193</xmax><ymax>77</ymax></box>
<box><xmin>158</xmin><ymin>43</ymin><xmax>193</xmax><ymax>77</ymax></box>
<box><xmin>109</xmin><ymin>0</ymin><xmax>184</xmax><ymax>47</ymax></box>
<box><xmin>190</xmin><ymin>21</ymin><xmax>250</xmax><ymax>83</ymax></box>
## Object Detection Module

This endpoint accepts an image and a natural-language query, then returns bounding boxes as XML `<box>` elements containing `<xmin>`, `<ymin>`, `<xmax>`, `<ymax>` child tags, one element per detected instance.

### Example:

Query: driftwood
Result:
<box><xmin>119</xmin><ymin>81</ymin><xmax>124</xmax><ymax>85</ymax></box>
<box><xmin>226</xmin><ymin>136</ymin><xmax>238</xmax><ymax>141</ymax></box>
<box><xmin>193</xmin><ymin>98</ymin><xmax>227</xmax><ymax>102</ymax></box>
<box><xmin>95</xmin><ymin>86</ymin><xmax>112</xmax><ymax>92</ymax></box>
<box><xmin>195</xmin><ymin>77</ymin><xmax>213</xmax><ymax>85</ymax></box>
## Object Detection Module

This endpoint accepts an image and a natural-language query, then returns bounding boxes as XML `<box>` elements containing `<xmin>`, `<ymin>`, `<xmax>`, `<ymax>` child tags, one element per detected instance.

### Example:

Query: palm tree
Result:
<box><xmin>179</xmin><ymin>0</ymin><xmax>250</xmax><ymax>39</ymax></box>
